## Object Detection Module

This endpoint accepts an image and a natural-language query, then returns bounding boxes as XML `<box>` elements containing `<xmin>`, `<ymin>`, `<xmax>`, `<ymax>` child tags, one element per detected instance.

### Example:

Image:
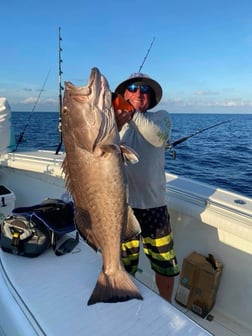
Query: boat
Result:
<box><xmin>1</xmin><ymin>146</ymin><xmax>252</xmax><ymax>336</ymax></box>
<box><xmin>1</xmin><ymin>31</ymin><xmax>251</xmax><ymax>336</ymax></box>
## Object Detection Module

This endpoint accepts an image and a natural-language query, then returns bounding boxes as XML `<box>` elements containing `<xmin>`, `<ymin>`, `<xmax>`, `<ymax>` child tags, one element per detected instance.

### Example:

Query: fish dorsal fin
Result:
<box><xmin>120</xmin><ymin>145</ymin><xmax>139</xmax><ymax>165</ymax></box>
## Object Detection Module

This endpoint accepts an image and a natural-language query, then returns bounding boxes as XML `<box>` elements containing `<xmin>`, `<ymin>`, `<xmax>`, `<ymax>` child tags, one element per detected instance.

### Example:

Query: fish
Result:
<box><xmin>62</xmin><ymin>67</ymin><xmax>143</xmax><ymax>305</ymax></box>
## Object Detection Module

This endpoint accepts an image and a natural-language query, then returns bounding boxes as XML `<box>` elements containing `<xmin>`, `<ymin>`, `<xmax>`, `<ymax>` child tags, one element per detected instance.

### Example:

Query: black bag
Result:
<box><xmin>0</xmin><ymin>214</ymin><xmax>51</xmax><ymax>257</ymax></box>
<box><xmin>0</xmin><ymin>199</ymin><xmax>79</xmax><ymax>257</ymax></box>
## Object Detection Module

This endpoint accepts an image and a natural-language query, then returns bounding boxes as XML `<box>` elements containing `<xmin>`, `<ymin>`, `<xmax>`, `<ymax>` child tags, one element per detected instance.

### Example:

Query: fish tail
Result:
<box><xmin>87</xmin><ymin>269</ymin><xmax>143</xmax><ymax>305</ymax></box>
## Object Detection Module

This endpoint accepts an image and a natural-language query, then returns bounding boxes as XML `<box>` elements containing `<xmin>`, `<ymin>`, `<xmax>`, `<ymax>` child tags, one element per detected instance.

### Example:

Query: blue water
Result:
<box><xmin>11</xmin><ymin>112</ymin><xmax>252</xmax><ymax>198</ymax></box>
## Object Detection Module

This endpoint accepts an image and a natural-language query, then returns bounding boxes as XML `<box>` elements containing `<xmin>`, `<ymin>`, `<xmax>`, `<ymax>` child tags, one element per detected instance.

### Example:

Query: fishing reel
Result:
<box><xmin>165</xmin><ymin>142</ymin><xmax>177</xmax><ymax>160</ymax></box>
<box><xmin>112</xmin><ymin>93</ymin><xmax>135</xmax><ymax>114</ymax></box>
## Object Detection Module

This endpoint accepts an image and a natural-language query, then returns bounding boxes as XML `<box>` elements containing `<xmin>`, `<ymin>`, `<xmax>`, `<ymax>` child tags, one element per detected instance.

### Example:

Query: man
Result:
<box><xmin>113</xmin><ymin>73</ymin><xmax>179</xmax><ymax>302</ymax></box>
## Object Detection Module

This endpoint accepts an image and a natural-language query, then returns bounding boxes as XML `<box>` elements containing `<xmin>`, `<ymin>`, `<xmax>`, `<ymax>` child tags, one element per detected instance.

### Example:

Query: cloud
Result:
<box><xmin>19</xmin><ymin>97</ymin><xmax>58</xmax><ymax>105</ymax></box>
<box><xmin>161</xmin><ymin>95</ymin><xmax>252</xmax><ymax>112</ymax></box>
<box><xmin>43</xmin><ymin>98</ymin><xmax>58</xmax><ymax>104</ymax></box>
<box><xmin>194</xmin><ymin>90</ymin><xmax>220</xmax><ymax>96</ymax></box>
<box><xmin>221</xmin><ymin>99</ymin><xmax>252</xmax><ymax>107</ymax></box>
<box><xmin>20</xmin><ymin>97</ymin><xmax>38</xmax><ymax>104</ymax></box>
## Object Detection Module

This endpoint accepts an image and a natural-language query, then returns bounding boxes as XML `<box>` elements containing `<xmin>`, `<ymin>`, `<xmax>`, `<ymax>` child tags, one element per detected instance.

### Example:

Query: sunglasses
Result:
<box><xmin>126</xmin><ymin>84</ymin><xmax>150</xmax><ymax>94</ymax></box>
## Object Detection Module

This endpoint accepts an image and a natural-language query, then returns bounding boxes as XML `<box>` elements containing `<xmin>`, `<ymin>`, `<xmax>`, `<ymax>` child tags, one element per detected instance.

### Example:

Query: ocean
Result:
<box><xmin>11</xmin><ymin>112</ymin><xmax>252</xmax><ymax>198</ymax></box>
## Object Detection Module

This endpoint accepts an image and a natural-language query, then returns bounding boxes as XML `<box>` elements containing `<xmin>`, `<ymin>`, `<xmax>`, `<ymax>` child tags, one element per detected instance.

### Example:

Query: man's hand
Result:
<box><xmin>114</xmin><ymin>109</ymin><xmax>132</xmax><ymax>131</ymax></box>
<box><xmin>112</xmin><ymin>93</ymin><xmax>135</xmax><ymax>131</ymax></box>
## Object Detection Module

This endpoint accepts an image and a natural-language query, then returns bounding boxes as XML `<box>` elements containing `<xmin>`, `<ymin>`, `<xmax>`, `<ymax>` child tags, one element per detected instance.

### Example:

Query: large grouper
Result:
<box><xmin>62</xmin><ymin>67</ymin><xmax>143</xmax><ymax>305</ymax></box>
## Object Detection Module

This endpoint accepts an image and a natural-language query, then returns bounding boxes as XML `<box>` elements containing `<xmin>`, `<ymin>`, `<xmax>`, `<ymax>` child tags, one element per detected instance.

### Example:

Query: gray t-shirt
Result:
<box><xmin>120</xmin><ymin>109</ymin><xmax>171</xmax><ymax>209</ymax></box>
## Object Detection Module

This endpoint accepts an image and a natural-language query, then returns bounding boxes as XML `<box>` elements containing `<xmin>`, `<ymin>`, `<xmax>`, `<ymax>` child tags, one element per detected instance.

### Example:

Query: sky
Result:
<box><xmin>1</xmin><ymin>0</ymin><xmax>252</xmax><ymax>113</ymax></box>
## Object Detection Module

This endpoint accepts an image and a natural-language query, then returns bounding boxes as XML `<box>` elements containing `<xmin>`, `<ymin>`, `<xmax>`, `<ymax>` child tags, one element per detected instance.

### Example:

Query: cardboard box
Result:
<box><xmin>175</xmin><ymin>251</ymin><xmax>223</xmax><ymax>318</ymax></box>
<box><xmin>0</xmin><ymin>185</ymin><xmax>16</xmax><ymax>222</ymax></box>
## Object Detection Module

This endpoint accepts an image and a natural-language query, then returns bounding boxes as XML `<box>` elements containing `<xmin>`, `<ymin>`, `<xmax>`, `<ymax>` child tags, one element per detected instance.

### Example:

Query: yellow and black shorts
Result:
<box><xmin>121</xmin><ymin>206</ymin><xmax>179</xmax><ymax>277</ymax></box>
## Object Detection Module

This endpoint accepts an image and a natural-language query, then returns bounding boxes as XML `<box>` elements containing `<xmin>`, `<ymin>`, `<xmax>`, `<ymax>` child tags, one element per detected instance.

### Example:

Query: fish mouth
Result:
<box><xmin>89</xmin><ymin>67</ymin><xmax>100</xmax><ymax>90</ymax></box>
<box><xmin>66</xmin><ymin>67</ymin><xmax>102</xmax><ymax>104</ymax></box>
<box><xmin>89</xmin><ymin>67</ymin><xmax>99</xmax><ymax>81</ymax></box>
<box><xmin>91</xmin><ymin>67</ymin><xmax>106</xmax><ymax>101</ymax></box>
<box><xmin>64</xmin><ymin>68</ymin><xmax>101</xmax><ymax>100</ymax></box>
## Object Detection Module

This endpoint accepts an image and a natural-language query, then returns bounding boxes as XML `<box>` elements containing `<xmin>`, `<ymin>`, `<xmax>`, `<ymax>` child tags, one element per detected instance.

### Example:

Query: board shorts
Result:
<box><xmin>121</xmin><ymin>205</ymin><xmax>179</xmax><ymax>277</ymax></box>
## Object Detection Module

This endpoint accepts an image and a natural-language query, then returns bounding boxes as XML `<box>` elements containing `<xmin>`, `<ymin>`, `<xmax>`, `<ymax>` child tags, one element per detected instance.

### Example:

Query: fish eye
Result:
<box><xmin>62</xmin><ymin>106</ymin><xmax>68</xmax><ymax>115</ymax></box>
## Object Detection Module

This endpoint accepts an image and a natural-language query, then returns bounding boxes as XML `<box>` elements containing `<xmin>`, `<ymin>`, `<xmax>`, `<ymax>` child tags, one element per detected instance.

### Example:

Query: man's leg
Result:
<box><xmin>135</xmin><ymin>206</ymin><xmax>179</xmax><ymax>302</ymax></box>
<box><xmin>121</xmin><ymin>235</ymin><xmax>140</xmax><ymax>276</ymax></box>
<box><xmin>155</xmin><ymin>272</ymin><xmax>174</xmax><ymax>303</ymax></box>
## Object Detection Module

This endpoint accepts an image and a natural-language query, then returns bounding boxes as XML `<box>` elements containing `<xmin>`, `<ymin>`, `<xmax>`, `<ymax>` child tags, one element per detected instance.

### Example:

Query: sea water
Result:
<box><xmin>11</xmin><ymin>112</ymin><xmax>252</xmax><ymax>198</ymax></box>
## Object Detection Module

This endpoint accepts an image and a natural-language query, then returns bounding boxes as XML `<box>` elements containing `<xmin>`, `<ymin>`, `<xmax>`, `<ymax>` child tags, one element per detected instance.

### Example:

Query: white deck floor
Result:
<box><xmin>0</xmin><ymin>234</ymin><xmax>211</xmax><ymax>336</ymax></box>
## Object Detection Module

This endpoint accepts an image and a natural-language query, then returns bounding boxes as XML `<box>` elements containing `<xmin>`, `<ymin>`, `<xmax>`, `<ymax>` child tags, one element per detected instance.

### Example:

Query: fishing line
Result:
<box><xmin>15</xmin><ymin>69</ymin><xmax>51</xmax><ymax>151</ymax></box>
<box><xmin>138</xmin><ymin>37</ymin><xmax>155</xmax><ymax>72</ymax></box>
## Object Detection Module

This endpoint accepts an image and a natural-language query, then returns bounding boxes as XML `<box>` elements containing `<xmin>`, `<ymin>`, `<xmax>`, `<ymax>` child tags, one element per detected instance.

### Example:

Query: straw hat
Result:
<box><xmin>115</xmin><ymin>73</ymin><xmax>162</xmax><ymax>109</ymax></box>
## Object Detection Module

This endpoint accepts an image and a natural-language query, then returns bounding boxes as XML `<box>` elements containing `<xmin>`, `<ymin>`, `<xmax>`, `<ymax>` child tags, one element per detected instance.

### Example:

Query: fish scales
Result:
<box><xmin>62</xmin><ymin>67</ymin><xmax>142</xmax><ymax>305</ymax></box>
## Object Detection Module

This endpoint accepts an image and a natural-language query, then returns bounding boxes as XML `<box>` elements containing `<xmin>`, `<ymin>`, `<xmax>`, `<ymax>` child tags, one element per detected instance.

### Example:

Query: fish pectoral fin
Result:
<box><xmin>75</xmin><ymin>207</ymin><xmax>99</xmax><ymax>251</ymax></box>
<box><xmin>120</xmin><ymin>145</ymin><xmax>139</xmax><ymax>165</ymax></box>
<box><xmin>123</xmin><ymin>206</ymin><xmax>141</xmax><ymax>241</ymax></box>
<box><xmin>94</xmin><ymin>144</ymin><xmax>121</xmax><ymax>157</ymax></box>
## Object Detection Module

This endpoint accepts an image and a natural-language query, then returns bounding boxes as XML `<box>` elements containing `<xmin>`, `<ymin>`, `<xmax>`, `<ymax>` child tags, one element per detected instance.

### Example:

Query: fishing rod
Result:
<box><xmin>138</xmin><ymin>37</ymin><xmax>155</xmax><ymax>72</ymax></box>
<box><xmin>113</xmin><ymin>37</ymin><xmax>156</xmax><ymax>109</ymax></box>
<box><xmin>15</xmin><ymin>69</ymin><xmax>50</xmax><ymax>151</ymax></box>
<box><xmin>55</xmin><ymin>27</ymin><xmax>64</xmax><ymax>155</ymax></box>
<box><xmin>166</xmin><ymin>119</ymin><xmax>231</xmax><ymax>160</ymax></box>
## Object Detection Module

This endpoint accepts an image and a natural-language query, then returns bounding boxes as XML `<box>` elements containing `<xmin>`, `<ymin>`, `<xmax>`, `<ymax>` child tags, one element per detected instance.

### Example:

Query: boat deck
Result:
<box><xmin>1</xmin><ymin>150</ymin><xmax>252</xmax><ymax>336</ymax></box>
<box><xmin>0</xmin><ymin>234</ymin><xmax>211</xmax><ymax>336</ymax></box>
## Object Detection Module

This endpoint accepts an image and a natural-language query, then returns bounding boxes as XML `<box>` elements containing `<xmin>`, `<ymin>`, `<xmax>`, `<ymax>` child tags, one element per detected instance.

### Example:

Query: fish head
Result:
<box><xmin>62</xmin><ymin>67</ymin><xmax>117</xmax><ymax>154</ymax></box>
